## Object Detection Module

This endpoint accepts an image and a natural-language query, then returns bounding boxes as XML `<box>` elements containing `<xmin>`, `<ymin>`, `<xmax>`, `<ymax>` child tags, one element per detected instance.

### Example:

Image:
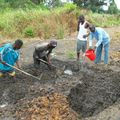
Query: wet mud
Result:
<box><xmin>1</xmin><ymin>35</ymin><xmax>120</xmax><ymax>120</ymax></box>
<box><xmin>68</xmin><ymin>61</ymin><xmax>120</xmax><ymax>118</ymax></box>
<box><xmin>0</xmin><ymin>58</ymin><xmax>120</xmax><ymax>119</ymax></box>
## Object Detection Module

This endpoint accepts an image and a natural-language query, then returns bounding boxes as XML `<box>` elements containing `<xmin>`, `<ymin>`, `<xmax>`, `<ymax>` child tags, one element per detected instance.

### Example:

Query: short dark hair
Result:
<box><xmin>89</xmin><ymin>24</ymin><xmax>96</xmax><ymax>32</ymax></box>
<box><xmin>85</xmin><ymin>22</ymin><xmax>90</xmax><ymax>28</ymax></box>
<box><xmin>14</xmin><ymin>39</ymin><xmax>23</xmax><ymax>49</ymax></box>
<box><xmin>79</xmin><ymin>15</ymin><xmax>84</xmax><ymax>20</ymax></box>
<box><xmin>49</xmin><ymin>40</ymin><xmax>57</xmax><ymax>47</ymax></box>
<box><xmin>89</xmin><ymin>24</ymin><xmax>95</xmax><ymax>30</ymax></box>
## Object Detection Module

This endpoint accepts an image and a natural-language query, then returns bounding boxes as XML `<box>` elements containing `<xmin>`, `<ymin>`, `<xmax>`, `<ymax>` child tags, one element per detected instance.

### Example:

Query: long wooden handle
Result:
<box><xmin>38</xmin><ymin>58</ymin><xmax>64</xmax><ymax>70</ymax></box>
<box><xmin>5</xmin><ymin>63</ymin><xmax>41</xmax><ymax>80</ymax></box>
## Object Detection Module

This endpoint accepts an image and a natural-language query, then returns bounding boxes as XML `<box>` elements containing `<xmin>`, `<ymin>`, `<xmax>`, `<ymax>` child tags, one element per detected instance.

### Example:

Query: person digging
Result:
<box><xmin>33</xmin><ymin>41</ymin><xmax>57</xmax><ymax>69</ymax></box>
<box><xmin>0</xmin><ymin>39</ymin><xmax>23</xmax><ymax>78</ymax></box>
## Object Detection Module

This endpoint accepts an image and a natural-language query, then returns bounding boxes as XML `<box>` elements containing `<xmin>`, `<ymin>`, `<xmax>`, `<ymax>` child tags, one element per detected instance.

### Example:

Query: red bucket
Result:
<box><xmin>85</xmin><ymin>49</ymin><xmax>96</xmax><ymax>61</ymax></box>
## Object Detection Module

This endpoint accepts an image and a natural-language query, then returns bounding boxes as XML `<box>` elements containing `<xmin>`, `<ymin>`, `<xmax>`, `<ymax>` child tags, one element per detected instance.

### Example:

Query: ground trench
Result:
<box><xmin>68</xmin><ymin>62</ymin><xmax>120</xmax><ymax>118</ymax></box>
<box><xmin>0</xmin><ymin>59</ymin><xmax>120</xmax><ymax>119</ymax></box>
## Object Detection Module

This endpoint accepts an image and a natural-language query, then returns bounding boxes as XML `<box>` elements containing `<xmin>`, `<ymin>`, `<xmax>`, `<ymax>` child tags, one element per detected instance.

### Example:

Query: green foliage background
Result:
<box><xmin>0</xmin><ymin>0</ymin><xmax>120</xmax><ymax>39</ymax></box>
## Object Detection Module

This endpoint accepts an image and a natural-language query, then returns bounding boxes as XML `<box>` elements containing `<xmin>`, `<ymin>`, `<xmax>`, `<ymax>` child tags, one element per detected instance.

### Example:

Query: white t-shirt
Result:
<box><xmin>77</xmin><ymin>21</ymin><xmax>88</xmax><ymax>41</ymax></box>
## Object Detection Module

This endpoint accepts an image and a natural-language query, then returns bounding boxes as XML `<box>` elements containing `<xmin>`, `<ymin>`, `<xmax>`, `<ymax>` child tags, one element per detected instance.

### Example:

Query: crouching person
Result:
<box><xmin>33</xmin><ymin>41</ymin><xmax>57</xmax><ymax>69</ymax></box>
<box><xmin>0</xmin><ymin>39</ymin><xmax>23</xmax><ymax>78</ymax></box>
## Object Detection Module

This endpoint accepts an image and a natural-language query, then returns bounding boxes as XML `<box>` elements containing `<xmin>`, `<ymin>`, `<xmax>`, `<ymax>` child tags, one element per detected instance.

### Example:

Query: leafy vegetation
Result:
<box><xmin>67</xmin><ymin>51</ymin><xmax>76</xmax><ymax>59</ymax></box>
<box><xmin>0</xmin><ymin>1</ymin><xmax>120</xmax><ymax>39</ymax></box>
<box><xmin>73</xmin><ymin>0</ymin><xmax>120</xmax><ymax>13</ymax></box>
<box><xmin>24</xmin><ymin>26</ymin><xmax>35</xmax><ymax>37</ymax></box>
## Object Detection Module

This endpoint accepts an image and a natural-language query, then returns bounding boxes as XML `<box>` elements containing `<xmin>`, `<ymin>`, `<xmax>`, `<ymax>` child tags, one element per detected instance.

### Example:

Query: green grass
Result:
<box><xmin>23</xmin><ymin>26</ymin><xmax>35</xmax><ymax>37</ymax></box>
<box><xmin>56</xmin><ymin>25</ymin><xmax>65</xmax><ymax>39</ymax></box>
<box><xmin>0</xmin><ymin>4</ymin><xmax>120</xmax><ymax>39</ymax></box>
<box><xmin>67</xmin><ymin>51</ymin><xmax>76</xmax><ymax>59</ymax></box>
<box><xmin>87</xmin><ymin>13</ymin><xmax>120</xmax><ymax>27</ymax></box>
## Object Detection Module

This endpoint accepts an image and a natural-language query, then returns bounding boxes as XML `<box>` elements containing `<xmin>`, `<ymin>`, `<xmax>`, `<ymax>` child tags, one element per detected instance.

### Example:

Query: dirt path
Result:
<box><xmin>0</xmin><ymin>27</ymin><xmax>120</xmax><ymax>120</ymax></box>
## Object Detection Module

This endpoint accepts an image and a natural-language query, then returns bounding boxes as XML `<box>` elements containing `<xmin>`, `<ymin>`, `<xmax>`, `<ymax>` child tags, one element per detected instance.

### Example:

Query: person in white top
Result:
<box><xmin>77</xmin><ymin>15</ymin><xmax>90</xmax><ymax>61</ymax></box>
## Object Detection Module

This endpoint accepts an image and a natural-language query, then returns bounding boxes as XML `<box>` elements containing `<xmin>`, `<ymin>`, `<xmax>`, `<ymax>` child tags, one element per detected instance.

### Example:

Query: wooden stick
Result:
<box><xmin>5</xmin><ymin>63</ymin><xmax>42</xmax><ymax>81</ymax></box>
<box><xmin>38</xmin><ymin>58</ymin><xmax>64</xmax><ymax>70</ymax></box>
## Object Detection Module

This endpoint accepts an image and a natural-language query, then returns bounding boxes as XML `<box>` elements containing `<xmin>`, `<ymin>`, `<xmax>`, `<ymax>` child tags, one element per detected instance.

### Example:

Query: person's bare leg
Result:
<box><xmin>77</xmin><ymin>52</ymin><xmax>80</xmax><ymax>61</ymax></box>
<box><xmin>82</xmin><ymin>52</ymin><xmax>86</xmax><ymax>64</ymax></box>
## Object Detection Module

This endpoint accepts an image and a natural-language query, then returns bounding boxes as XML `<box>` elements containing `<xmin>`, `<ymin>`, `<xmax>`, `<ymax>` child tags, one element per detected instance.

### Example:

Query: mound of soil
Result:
<box><xmin>15</xmin><ymin>93</ymin><xmax>77</xmax><ymax>120</ymax></box>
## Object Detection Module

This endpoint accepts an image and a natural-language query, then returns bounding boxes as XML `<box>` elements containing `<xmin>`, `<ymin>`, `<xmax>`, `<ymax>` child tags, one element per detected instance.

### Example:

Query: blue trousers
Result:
<box><xmin>95</xmin><ymin>42</ymin><xmax>110</xmax><ymax>64</ymax></box>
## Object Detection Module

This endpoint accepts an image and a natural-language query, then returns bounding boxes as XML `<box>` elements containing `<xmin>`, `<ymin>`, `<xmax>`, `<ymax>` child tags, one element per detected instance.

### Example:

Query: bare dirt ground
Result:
<box><xmin>0</xmin><ymin>27</ymin><xmax>120</xmax><ymax>120</ymax></box>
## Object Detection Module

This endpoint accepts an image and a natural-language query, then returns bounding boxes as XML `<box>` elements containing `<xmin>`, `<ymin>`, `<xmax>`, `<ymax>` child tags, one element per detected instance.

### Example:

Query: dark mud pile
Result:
<box><xmin>0</xmin><ymin>59</ymin><xmax>79</xmax><ymax>120</ymax></box>
<box><xmin>0</xmin><ymin>59</ymin><xmax>64</xmax><ymax>106</ymax></box>
<box><xmin>0</xmin><ymin>59</ymin><xmax>120</xmax><ymax>120</ymax></box>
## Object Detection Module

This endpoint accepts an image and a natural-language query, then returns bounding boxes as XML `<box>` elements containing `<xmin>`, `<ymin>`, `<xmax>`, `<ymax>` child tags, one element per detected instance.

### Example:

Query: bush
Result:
<box><xmin>63</xmin><ymin>3</ymin><xmax>77</xmax><ymax>12</ymax></box>
<box><xmin>24</xmin><ymin>26</ymin><xmax>34</xmax><ymax>37</ymax></box>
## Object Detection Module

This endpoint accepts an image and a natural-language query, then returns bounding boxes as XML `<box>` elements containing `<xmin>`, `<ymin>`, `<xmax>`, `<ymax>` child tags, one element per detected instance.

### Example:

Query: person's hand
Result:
<box><xmin>93</xmin><ymin>46</ymin><xmax>96</xmax><ymax>51</ymax></box>
<box><xmin>16</xmin><ymin>61</ymin><xmax>21</xmax><ymax>69</ymax></box>
<box><xmin>35</xmin><ymin>55</ymin><xmax>39</xmax><ymax>59</ymax></box>
<box><xmin>17</xmin><ymin>65</ymin><xmax>21</xmax><ymax>69</ymax></box>
<box><xmin>47</xmin><ymin>60</ymin><xmax>52</xmax><ymax>70</ymax></box>
<box><xmin>88</xmin><ymin>46</ymin><xmax>93</xmax><ymax>50</ymax></box>
<box><xmin>48</xmin><ymin>60</ymin><xmax>51</xmax><ymax>65</ymax></box>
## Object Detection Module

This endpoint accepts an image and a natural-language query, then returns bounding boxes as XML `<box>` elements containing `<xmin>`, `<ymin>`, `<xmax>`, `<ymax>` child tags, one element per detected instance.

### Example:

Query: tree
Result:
<box><xmin>108</xmin><ymin>0</ymin><xmax>119</xmax><ymax>14</ymax></box>
<box><xmin>31</xmin><ymin>0</ymin><xmax>45</xmax><ymax>4</ymax></box>
<box><xmin>31</xmin><ymin>0</ymin><xmax>41</xmax><ymax>4</ymax></box>
<box><xmin>44</xmin><ymin>0</ymin><xmax>62</xmax><ymax>8</ymax></box>
<box><xmin>4</xmin><ymin>0</ymin><xmax>36</xmax><ymax>8</ymax></box>
<box><xmin>73</xmin><ymin>0</ymin><xmax>108</xmax><ymax>12</ymax></box>
<box><xmin>3</xmin><ymin>0</ymin><xmax>62</xmax><ymax>8</ymax></box>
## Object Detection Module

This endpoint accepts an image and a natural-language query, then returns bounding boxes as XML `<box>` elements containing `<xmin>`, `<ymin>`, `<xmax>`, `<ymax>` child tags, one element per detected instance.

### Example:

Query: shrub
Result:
<box><xmin>24</xmin><ymin>26</ymin><xmax>34</xmax><ymax>37</ymax></box>
<box><xmin>63</xmin><ymin>3</ymin><xmax>77</xmax><ymax>12</ymax></box>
